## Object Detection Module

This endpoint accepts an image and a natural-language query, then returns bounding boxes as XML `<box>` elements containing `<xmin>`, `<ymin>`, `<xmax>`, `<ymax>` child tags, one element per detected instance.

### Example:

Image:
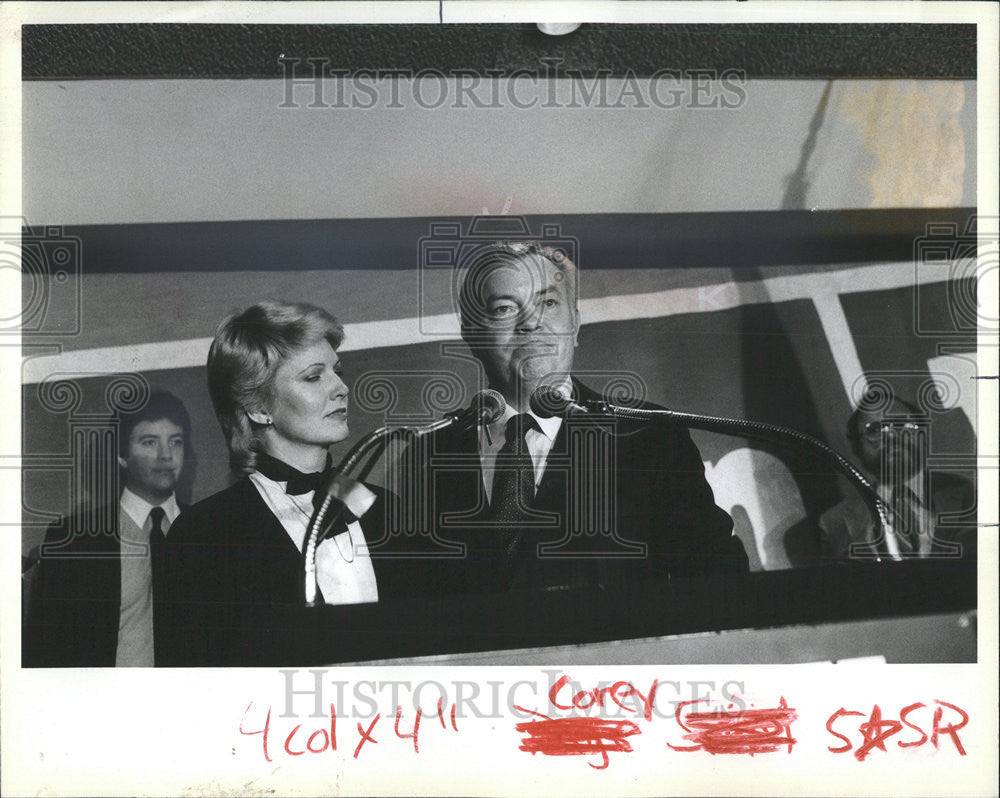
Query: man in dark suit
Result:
<box><xmin>819</xmin><ymin>396</ymin><xmax>976</xmax><ymax>561</ymax></box>
<box><xmin>23</xmin><ymin>390</ymin><xmax>192</xmax><ymax>667</ymax></box>
<box><xmin>407</xmin><ymin>241</ymin><xmax>747</xmax><ymax>595</ymax></box>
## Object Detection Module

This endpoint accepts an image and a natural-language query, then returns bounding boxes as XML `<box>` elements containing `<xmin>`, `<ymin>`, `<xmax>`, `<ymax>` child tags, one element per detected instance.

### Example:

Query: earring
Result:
<box><xmin>265</xmin><ymin>417</ymin><xmax>273</xmax><ymax>426</ymax></box>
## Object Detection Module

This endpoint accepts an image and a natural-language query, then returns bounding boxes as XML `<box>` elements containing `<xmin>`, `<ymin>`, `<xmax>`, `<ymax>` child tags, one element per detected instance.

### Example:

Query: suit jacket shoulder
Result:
<box><xmin>23</xmin><ymin>504</ymin><xmax>122</xmax><ymax>667</ymax></box>
<box><xmin>169</xmin><ymin>478</ymin><xmax>262</xmax><ymax>540</ymax></box>
<box><xmin>929</xmin><ymin>471</ymin><xmax>976</xmax><ymax>510</ymax></box>
<box><xmin>927</xmin><ymin>471</ymin><xmax>977</xmax><ymax>558</ymax></box>
<box><xmin>166</xmin><ymin>476</ymin><xmax>296</xmax><ymax>592</ymax></box>
<box><xmin>573</xmin><ymin>379</ymin><xmax>746</xmax><ymax>576</ymax></box>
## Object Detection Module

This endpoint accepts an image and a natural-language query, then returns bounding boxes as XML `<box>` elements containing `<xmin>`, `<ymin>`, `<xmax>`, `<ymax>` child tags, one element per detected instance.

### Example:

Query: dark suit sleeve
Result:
<box><xmin>388</xmin><ymin>434</ymin><xmax>471</xmax><ymax>596</ymax></box>
<box><xmin>22</xmin><ymin>527</ymin><xmax>64</xmax><ymax>666</ymax></box>
<box><xmin>158</xmin><ymin>507</ymin><xmax>224</xmax><ymax>666</ymax></box>
<box><xmin>23</xmin><ymin>517</ymin><xmax>120</xmax><ymax>667</ymax></box>
<box><xmin>643</xmin><ymin>423</ymin><xmax>749</xmax><ymax>577</ymax></box>
<box><xmin>159</xmin><ymin>502</ymin><xmax>251</xmax><ymax>666</ymax></box>
<box><xmin>930</xmin><ymin>472</ymin><xmax>978</xmax><ymax>560</ymax></box>
<box><xmin>363</xmin><ymin>474</ymin><xmax>446</xmax><ymax>598</ymax></box>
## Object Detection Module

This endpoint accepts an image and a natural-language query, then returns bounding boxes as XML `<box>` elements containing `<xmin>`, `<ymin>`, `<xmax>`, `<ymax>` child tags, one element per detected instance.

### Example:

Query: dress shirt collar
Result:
<box><xmin>486</xmin><ymin>404</ymin><xmax>562</xmax><ymax>444</ymax></box>
<box><xmin>120</xmin><ymin>486</ymin><xmax>180</xmax><ymax>531</ymax></box>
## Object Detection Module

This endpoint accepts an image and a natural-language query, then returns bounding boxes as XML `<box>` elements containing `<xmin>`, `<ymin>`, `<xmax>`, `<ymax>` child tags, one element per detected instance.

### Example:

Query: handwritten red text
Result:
<box><xmin>826</xmin><ymin>701</ymin><xmax>969</xmax><ymax>760</ymax></box>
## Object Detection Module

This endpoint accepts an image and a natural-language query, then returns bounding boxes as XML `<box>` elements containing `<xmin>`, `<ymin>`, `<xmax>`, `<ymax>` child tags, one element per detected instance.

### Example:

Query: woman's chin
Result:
<box><xmin>324</xmin><ymin>418</ymin><xmax>350</xmax><ymax>443</ymax></box>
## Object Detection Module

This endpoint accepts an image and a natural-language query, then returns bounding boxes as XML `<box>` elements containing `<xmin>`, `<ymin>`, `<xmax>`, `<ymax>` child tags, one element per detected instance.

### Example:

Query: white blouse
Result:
<box><xmin>248</xmin><ymin>471</ymin><xmax>379</xmax><ymax>605</ymax></box>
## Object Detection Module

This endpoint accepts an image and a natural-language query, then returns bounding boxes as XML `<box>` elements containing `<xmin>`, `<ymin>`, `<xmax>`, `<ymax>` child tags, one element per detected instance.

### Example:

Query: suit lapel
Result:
<box><xmin>237</xmin><ymin>477</ymin><xmax>305</xmax><ymax>556</ymax></box>
<box><xmin>533</xmin><ymin>419</ymin><xmax>568</xmax><ymax>511</ymax></box>
<box><xmin>533</xmin><ymin>379</ymin><xmax>606</xmax><ymax>512</ymax></box>
<box><xmin>438</xmin><ymin>422</ymin><xmax>486</xmax><ymax>515</ymax></box>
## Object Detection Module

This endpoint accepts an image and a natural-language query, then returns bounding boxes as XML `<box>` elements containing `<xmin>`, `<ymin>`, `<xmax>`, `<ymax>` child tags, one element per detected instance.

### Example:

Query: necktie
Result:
<box><xmin>149</xmin><ymin>506</ymin><xmax>167</xmax><ymax>597</ymax></box>
<box><xmin>148</xmin><ymin>505</ymin><xmax>166</xmax><ymax>546</ymax></box>
<box><xmin>489</xmin><ymin>413</ymin><xmax>539</xmax><ymax>524</ymax></box>
<box><xmin>477</xmin><ymin>413</ymin><xmax>540</xmax><ymax>591</ymax></box>
<box><xmin>148</xmin><ymin>506</ymin><xmax>168</xmax><ymax>658</ymax></box>
<box><xmin>890</xmin><ymin>485</ymin><xmax>921</xmax><ymax>556</ymax></box>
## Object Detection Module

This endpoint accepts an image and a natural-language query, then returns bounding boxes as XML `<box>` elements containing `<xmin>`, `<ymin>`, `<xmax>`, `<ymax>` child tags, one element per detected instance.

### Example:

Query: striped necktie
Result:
<box><xmin>489</xmin><ymin>413</ymin><xmax>539</xmax><ymax>523</ymax></box>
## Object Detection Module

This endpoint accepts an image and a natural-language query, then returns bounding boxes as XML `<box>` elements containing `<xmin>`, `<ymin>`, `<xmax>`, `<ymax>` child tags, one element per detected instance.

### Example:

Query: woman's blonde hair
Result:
<box><xmin>207</xmin><ymin>300</ymin><xmax>344</xmax><ymax>474</ymax></box>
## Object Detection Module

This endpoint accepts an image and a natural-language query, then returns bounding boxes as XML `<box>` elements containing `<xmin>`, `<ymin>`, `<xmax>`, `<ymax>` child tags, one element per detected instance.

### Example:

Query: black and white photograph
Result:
<box><xmin>2</xmin><ymin>2</ymin><xmax>997</xmax><ymax>795</ymax></box>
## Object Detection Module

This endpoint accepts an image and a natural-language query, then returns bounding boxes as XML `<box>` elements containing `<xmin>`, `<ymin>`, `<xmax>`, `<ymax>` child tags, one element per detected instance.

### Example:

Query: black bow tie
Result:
<box><xmin>255</xmin><ymin>451</ymin><xmax>334</xmax><ymax>496</ymax></box>
<box><xmin>254</xmin><ymin>452</ymin><xmax>359</xmax><ymax>540</ymax></box>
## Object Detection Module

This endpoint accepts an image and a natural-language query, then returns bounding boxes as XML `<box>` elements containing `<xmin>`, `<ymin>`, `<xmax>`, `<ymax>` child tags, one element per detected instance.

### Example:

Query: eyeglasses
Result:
<box><xmin>850</xmin><ymin>420</ymin><xmax>923</xmax><ymax>442</ymax></box>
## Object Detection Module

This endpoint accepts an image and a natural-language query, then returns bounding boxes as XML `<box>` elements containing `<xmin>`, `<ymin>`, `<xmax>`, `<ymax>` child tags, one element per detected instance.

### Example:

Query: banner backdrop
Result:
<box><xmin>20</xmin><ymin>213</ymin><xmax>979</xmax><ymax>570</ymax></box>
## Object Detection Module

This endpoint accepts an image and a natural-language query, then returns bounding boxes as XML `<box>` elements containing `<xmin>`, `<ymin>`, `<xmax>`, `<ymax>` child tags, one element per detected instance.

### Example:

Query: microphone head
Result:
<box><xmin>530</xmin><ymin>385</ymin><xmax>570</xmax><ymax>419</ymax></box>
<box><xmin>476</xmin><ymin>389</ymin><xmax>506</xmax><ymax>425</ymax></box>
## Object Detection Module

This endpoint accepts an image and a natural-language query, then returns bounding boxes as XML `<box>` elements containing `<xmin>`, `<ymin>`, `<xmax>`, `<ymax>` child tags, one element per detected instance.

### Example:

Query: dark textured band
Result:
<box><xmin>23</xmin><ymin>23</ymin><xmax>976</xmax><ymax>81</ymax></box>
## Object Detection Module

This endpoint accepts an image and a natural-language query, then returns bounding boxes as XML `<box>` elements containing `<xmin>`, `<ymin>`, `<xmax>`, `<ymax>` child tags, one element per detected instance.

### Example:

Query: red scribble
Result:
<box><xmin>353</xmin><ymin>714</ymin><xmax>381</xmax><ymax>759</ymax></box>
<box><xmin>668</xmin><ymin>698</ymin><xmax>797</xmax><ymax>755</ymax></box>
<box><xmin>514</xmin><ymin>706</ymin><xmax>641</xmax><ymax>770</ymax></box>
<box><xmin>854</xmin><ymin>705</ymin><xmax>903</xmax><ymax>761</ymax></box>
<box><xmin>394</xmin><ymin>706</ymin><xmax>422</xmax><ymax>754</ymax></box>
<box><xmin>451</xmin><ymin>702</ymin><xmax>459</xmax><ymax>732</ymax></box>
<box><xmin>437</xmin><ymin>697</ymin><xmax>447</xmax><ymax>729</ymax></box>
<box><xmin>239</xmin><ymin>702</ymin><xmax>272</xmax><ymax>763</ymax></box>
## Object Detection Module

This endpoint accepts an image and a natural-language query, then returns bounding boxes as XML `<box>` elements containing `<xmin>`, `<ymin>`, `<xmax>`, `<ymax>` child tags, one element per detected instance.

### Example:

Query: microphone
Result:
<box><xmin>400</xmin><ymin>389</ymin><xmax>506</xmax><ymax>442</ymax></box>
<box><xmin>444</xmin><ymin>388</ymin><xmax>506</xmax><ymax>429</ymax></box>
<box><xmin>529</xmin><ymin>385</ymin><xmax>589</xmax><ymax>419</ymax></box>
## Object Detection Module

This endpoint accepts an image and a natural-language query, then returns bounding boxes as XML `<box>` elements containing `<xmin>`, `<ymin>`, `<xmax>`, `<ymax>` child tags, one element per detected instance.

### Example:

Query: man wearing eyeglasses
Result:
<box><xmin>818</xmin><ymin>396</ymin><xmax>976</xmax><ymax>561</ymax></box>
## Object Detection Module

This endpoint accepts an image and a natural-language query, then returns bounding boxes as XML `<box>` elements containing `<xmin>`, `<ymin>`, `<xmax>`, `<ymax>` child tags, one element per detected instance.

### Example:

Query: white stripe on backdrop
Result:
<box><xmin>22</xmin><ymin>260</ymin><xmax>943</xmax><ymax>405</ymax></box>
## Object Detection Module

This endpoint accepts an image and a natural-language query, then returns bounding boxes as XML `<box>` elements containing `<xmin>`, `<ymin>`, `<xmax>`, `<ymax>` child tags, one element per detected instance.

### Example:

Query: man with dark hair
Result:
<box><xmin>24</xmin><ymin>389</ymin><xmax>192</xmax><ymax>666</ymax></box>
<box><xmin>409</xmin><ymin>242</ymin><xmax>747</xmax><ymax>595</ymax></box>
<box><xmin>819</xmin><ymin>395</ymin><xmax>976</xmax><ymax>560</ymax></box>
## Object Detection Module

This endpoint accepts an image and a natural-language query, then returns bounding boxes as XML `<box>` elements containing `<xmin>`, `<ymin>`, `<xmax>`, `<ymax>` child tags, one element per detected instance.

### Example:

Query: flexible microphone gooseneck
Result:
<box><xmin>410</xmin><ymin>388</ymin><xmax>506</xmax><ymax>440</ymax></box>
<box><xmin>530</xmin><ymin>385</ymin><xmax>892</xmax><ymax>555</ymax></box>
<box><xmin>304</xmin><ymin>389</ymin><xmax>507</xmax><ymax>604</ymax></box>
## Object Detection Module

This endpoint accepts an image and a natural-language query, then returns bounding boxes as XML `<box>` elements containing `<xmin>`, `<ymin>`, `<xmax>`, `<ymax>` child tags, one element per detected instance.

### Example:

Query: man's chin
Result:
<box><xmin>516</xmin><ymin>359</ymin><xmax>570</xmax><ymax>385</ymax></box>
